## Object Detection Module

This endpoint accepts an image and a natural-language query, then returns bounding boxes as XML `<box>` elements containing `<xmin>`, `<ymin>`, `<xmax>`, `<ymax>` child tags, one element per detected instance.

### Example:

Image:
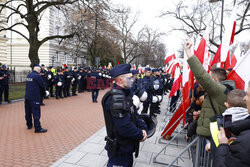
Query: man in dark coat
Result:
<box><xmin>25</xmin><ymin>64</ymin><xmax>47</xmax><ymax>133</ymax></box>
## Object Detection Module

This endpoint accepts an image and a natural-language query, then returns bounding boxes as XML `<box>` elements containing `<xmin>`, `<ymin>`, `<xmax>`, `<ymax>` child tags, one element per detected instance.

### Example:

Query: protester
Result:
<box><xmin>184</xmin><ymin>39</ymin><xmax>236</xmax><ymax>137</ymax></box>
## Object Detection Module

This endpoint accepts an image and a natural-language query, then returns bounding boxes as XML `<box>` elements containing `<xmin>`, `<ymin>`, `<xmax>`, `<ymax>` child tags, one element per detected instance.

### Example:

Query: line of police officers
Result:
<box><xmin>39</xmin><ymin>64</ymin><xmax>112</xmax><ymax>103</ymax></box>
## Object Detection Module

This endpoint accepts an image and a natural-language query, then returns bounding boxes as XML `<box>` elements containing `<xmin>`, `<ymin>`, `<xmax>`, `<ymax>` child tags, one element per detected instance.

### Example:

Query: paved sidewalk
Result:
<box><xmin>52</xmin><ymin>96</ymin><xmax>193</xmax><ymax>167</ymax></box>
<box><xmin>0</xmin><ymin>91</ymin><xmax>106</xmax><ymax>167</ymax></box>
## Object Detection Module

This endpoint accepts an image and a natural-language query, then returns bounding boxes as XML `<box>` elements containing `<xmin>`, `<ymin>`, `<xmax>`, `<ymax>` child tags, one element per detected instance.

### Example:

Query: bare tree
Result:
<box><xmin>161</xmin><ymin>0</ymin><xmax>250</xmax><ymax>53</ymax></box>
<box><xmin>135</xmin><ymin>26</ymin><xmax>166</xmax><ymax>67</ymax></box>
<box><xmin>0</xmin><ymin>0</ymin><xmax>86</xmax><ymax>68</ymax></box>
<box><xmin>112</xmin><ymin>7</ymin><xmax>144</xmax><ymax>63</ymax></box>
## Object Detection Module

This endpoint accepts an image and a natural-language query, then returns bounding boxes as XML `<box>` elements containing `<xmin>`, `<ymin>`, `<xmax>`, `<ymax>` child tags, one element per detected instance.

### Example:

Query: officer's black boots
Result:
<box><xmin>35</xmin><ymin>128</ymin><xmax>47</xmax><ymax>133</ymax></box>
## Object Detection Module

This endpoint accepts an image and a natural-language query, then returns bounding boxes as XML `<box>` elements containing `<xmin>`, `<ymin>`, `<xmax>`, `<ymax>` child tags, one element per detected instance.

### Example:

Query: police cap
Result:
<box><xmin>110</xmin><ymin>64</ymin><xmax>131</xmax><ymax>78</ymax></box>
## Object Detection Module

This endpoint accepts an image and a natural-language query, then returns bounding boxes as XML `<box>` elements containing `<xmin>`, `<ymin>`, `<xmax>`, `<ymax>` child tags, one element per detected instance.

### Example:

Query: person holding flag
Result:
<box><xmin>184</xmin><ymin>39</ymin><xmax>236</xmax><ymax>138</ymax></box>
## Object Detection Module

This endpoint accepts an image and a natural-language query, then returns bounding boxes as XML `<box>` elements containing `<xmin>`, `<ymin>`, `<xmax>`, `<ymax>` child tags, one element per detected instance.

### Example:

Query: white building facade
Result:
<box><xmin>1</xmin><ymin>3</ymin><xmax>87</xmax><ymax>74</ymax></box>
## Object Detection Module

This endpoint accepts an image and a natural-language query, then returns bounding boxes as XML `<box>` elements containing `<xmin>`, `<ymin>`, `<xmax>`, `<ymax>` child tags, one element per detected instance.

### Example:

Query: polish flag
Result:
<box><xmin>226</xmin><ymin>44</ymin><xmax>241</xmax><ymax>69</ymax></box>
<box><xmin>169</xmin><ymin>66</ymin><xmax>182</xmax><ymax>98</ymax></box>
<box><xmin>227</xmin><ymin>49</ymin><xmax>250</xmax><ymax>91</ymax></box>
<box><xmin>170</xmin><ymin>62</ymin><xmax>180</xmax><ymax>78</ymax></box>
<box><xmin>195</xmin><ymin>37</ymin><xmax>210</xmax><ymax>72</ymax></box>
<box><xmin>166</xmin><ymin>60</ymin><xmax>176</xmax><ymax>74</ymax></box>
<box><xmin>164</xmin><ymin>54</ymin><xmax>176</xmax><ymax>64</ymax></box>
<box><xmin>210</xmin><ymin>7</ymin><xmax>237</xmax><ymax>68</ymax></box>
<box><xmin>182</xmin><ymin>50</ymin><xmax>191</xmax><ymax>125</ymax></box>
<box><xmin>221</xmin><ymin>6</ymin><xmax>237</xmax><ymax>63</ymax></box>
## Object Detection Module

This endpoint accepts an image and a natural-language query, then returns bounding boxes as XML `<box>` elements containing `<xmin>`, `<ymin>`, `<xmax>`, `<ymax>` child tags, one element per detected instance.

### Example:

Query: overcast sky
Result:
<box><xmin>112</xmin><ymin>0</ymin><xmax>186</xmax><ymax>56</ymax></box>
<box><xmin>111</xmin><ymin>0</ymin><xmax>249</xmax><ymax>57</ymax></box>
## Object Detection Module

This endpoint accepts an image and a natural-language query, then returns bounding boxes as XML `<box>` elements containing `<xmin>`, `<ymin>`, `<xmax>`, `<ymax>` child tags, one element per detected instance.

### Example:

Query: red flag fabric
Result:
<box><xmin>161</xmin><ymin>103</ymin><xmax>184</xmax><ymax>139</ymax></box>
<box><xmin>195</xmin><ymin>38</ymin><xmax>206</xmax><ymax>64</ymax></box>
<box><xmin>170</xmin><ymin>63</ymin><xmax>180</xmax><ymax>78</ymax></box>
<box><xmin>164</xmin><ymin>54</ymin><xmax>176</xmax><ymax>64</ymax></box>
<box><xmin>210</xmin><ymin>44</ymin><xmax>222</xmax><ymax>68</ymax></box>
<box><xmin>117</xmin><ymin>61</ymin><xmax>120</xmax><ymax>65</ymax></box>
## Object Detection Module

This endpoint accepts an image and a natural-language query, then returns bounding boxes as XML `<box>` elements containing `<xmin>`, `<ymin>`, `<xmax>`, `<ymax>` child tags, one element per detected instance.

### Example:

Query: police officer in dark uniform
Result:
<box><xmin>71</xmin><ymin>67</ymin><xmax>78</xmax><ymax>96</ymax></box>
<box><xmin>138</xmin><ymin>67</ymin><xmax>152</xmax><ymax>114</ymax></box>
<box><xmin>25</xmin><ymin>64</ymin><xmax>47</xmax><ymax>133</ymax></box>
<box><xmin>90</xmin><ymin>68</ymin><xmax>100</xmax><ymax>102</ymax></box>
<box><xmin>102</xmin><ymin>64</ymin><xmax>148</xmax><ymax>167</ymax></box>
<box><xmin>46</xmin><ymin>66</ymin><xmax>54</xmax><ymax>97</ymax></box>
<box><xmin>63</xmin><ymin>67</ymin><xmax>72</xmax><ymax>97</ymax></box>
<box><xmin>54</xmin><ymin>69</ymin><xmax>64</xmax><ymax>99</ymax></box>
<box><xmin>40</xmin><ymin>64</ymin><xmax>46</xmax><ymax>104</ymax></box>
<box><xmin>0</xmin><ymin>65</ymin><xmax>11</xmax><ymax>104</ymax></box>
<box><xmin>78</xmin><ymin>68</ymin><xmax>84</xmax><ymax>93</ymax></box>
<box><xmin>150</xmin><ymin>69</ymin><xmax>160</xmax><ymax>117</ymax></box>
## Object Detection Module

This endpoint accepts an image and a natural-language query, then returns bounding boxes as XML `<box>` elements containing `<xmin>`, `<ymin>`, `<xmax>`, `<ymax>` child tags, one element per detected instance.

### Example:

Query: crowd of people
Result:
<box><xmin>2</xmin><ymin>38</ymin><xmax>249</xmax><ymax>166</ymax></box>
<box><xmin>184</xmin><ymin>40</ymin><xmax>250</xmax><ymax>167</ymax></box>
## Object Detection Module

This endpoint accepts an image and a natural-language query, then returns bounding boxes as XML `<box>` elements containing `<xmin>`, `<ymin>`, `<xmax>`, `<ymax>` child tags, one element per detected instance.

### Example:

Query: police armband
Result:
<box><xmin>110</xmin><ymin>89</ymin><xmax>129</xmax><ymax>118</ymax></box>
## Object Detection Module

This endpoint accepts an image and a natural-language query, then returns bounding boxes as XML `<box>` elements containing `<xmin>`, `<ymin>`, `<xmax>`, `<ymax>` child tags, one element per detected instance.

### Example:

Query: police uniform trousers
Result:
<box><xmin>150</xmin><ymin>102</ymin><xmax>158</xmax><ymax>116</ymax></box>
<box><xmin>78</xmin><ymin>79</ymin><xmax>84</xmax><ymax>93</ymax></box>
<box><xmin>0</xmin><ymin>84</ymin><xmax>9</xmax><ymax>102</ymax></box>
<box><xmin>72</xmin><ymin>82</ymin><xmax>77</xmax><ymax>95</ymax></box>
<box><xmin>56</xmin><ymin>86</ymin><xmax>63</xmax><ymax>98</ymax></box>
<box><xmin>142</xmin><ymin>101</ymin><xmax>150</xmax><ymax>114</ymax></box>
<box><xmin>25</xmin><ymin>100</ymin><xmax>41</xmax><ymax>130</ymax></box>
<box><xmin>47</xmin><ymin>81</ymin><xmax>54</xmax><ymax>97</ymax></box>
<box><xmin>91</xmin><ymin>89</ymin><xmax>99</xmax><ymax>102</ymax></box>
<box><xmin>107</xmin><ymin>152</ymin><xmax>133</xmax><ymax>167</ymax></box>
<box><xmin>63</xmin><ymin>83</ymin><xmax>71</xmax><ymax>97</ymax></box>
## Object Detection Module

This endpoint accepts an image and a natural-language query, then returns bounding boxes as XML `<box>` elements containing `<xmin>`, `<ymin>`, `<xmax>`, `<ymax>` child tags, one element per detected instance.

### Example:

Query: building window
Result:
<box><xmin>64</xmin><ymin>53</ymin><xmax>67</xmax><ymax>63</ymax></box>
<box><xmin>56</xmin><ymin>51</ymin><xmax>59</xmax><ymax>62</ymax></box>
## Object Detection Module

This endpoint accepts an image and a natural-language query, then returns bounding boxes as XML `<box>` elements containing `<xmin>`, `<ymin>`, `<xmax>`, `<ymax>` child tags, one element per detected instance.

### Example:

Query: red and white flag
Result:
<box><xmin>169</xmin><ymin>66</ymin><xmax>182</xmax><ymax>98</ymax></box>
<box><xmin>227</xmin><ymin>49</ymin><xmax>250</xmax><ymax>91</ymax></box>
<box><xmin>211</xmin><ymin>6</ymin><xmax>237</xmax><ymax>68</ymax></box>
<box><xmin>164</xmin><ymin>54</ymin><xmax>176</xmax><ymax>64</ymax></box>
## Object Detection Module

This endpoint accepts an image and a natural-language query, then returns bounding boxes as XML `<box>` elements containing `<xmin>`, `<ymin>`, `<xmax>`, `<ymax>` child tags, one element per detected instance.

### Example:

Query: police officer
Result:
<box><xmin>63</xmin><ymin>67</ymin><xmax>72</xmax><ymax>97</ymax></box>
<box><xmin>40</xmin><ymin>64</ymin><xmax>46</xmax><ymax>105</ymax></box>
<box><xmin>46</xmin><ymin>66</ymin><xmax>54</xmax><ymax>97</ymax></box>
<box><xmin>90</xmin><ymin>68</ymin><xmax>100</xmax><ymax>103</ymax></box>
<box><xmin>0</xmin><ymin>65</ymin><xmax>11</xmax><ymax>104</ymax></box>
<box><xmin>71</xmin><ymin>67</ymin><xmax>78</xmax><ymax>96</ymax></box>
<box><xmin>25</xmin><ymin>64</ymin><xmax>47</xmax><ymax>133</ymax></box>
<box><xmin>102</xmin><ymin>64</ymin><xmax>148</xmax><ymax>167</ymax></box>
<box><xmin>78</xmin><ymin>68</ymin><xmax>84</xmax><ymax>93</ymax></box>
<box><xmin>138</xmin><ymin>67</ymin><xmax>152</xmax><ymax>115</ymax></box>
<box><xmin>54</xmin><ymin>69</ymin><xmax>64</xmax><ymax>99</ymax></box>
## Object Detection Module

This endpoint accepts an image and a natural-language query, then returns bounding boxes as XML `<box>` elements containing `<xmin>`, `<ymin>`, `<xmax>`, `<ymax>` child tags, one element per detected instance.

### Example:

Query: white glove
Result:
<box><xmin>78</xmin><ymin>76</ymin><xmax>81</xmax><ymax>80</ymax></box>
<box><xmin>71</xmin><ymin>78</ymin><xmax>75</xmax><ymax>82</ymax></box>
<box><xmin>157</xmin><ymin>95</ymin><xmax>162</xmax><ymax>102</ymax></box>
<box><xmin>132</xmin><ymin>95</ymin><xmax>140</xmax><ymax>109</ymax></box>
<box><xmin>137</xmin><ymin>102</ymin><xmax>143</xmax><ymax>115</ymax></box>
<box><xmin>140</xmin><ymin>91</ymin><xmax>148</xmax><ymax>102</ymax></box>
<box><xmin>45</xmin><ymin>90</ymin><xmax>50</xmax><ymax>97</ymax></box>
<box><xmin>48</xmin><ymin>75</ymin><xmax>52</xmax><ymax>80</ymax></box>
<box><xmin>57</xmin><ymin>82</ymin><xmax>62</xmax><ymax>87</ymax></box>
<box><xmin>152</xmin><ymin>96</ymin><xmax>158</xmax><ymax>103</ymax></box>
<box><xmin>99</xmin><ymin>73</ymin><xmax>102</xmax><ymax>76</ymax></box>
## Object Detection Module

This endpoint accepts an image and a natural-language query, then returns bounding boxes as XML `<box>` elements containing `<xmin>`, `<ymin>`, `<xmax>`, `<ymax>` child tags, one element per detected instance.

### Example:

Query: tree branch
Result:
<box><xmin>39</xmin><ymin>33</ymin><xmax>74</xmax><ymax>46</ymax></box>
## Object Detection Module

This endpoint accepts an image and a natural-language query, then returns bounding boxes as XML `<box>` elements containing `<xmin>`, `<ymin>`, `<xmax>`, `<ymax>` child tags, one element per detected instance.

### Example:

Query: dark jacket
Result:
<box><xmin>0</xmin><ymin>70</ymin><xmax>10</xmax><ymax>85</ymax></box>
<box><xmin>213</xmin><ymin>116</ymin><xmax>250</xmax><ymax>167</ymax></box>
<box><xmin>25</xmin><ymin>71</ymin><xmax>45</xmax><ymax>102</ymax></box>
